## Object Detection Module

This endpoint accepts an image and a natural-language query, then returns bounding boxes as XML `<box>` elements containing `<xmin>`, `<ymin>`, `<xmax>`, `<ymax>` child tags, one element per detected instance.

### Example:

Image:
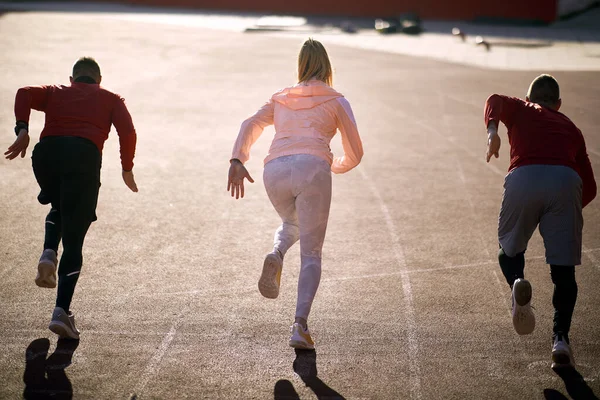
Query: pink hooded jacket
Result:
<box><xmin>231</xmin><ymin>79</ymin><xmax>363</xmax><ymax>174</ymax></box>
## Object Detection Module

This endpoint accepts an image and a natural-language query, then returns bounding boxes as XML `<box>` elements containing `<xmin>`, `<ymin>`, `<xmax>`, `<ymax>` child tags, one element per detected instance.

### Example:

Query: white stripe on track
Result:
<box><xmin>586</xmin><ymin>147</ymin><xmax>600</xmax><ymax>158</ymax></box>
<box><xmin>412</xmin><ymin>119</ymin><xmax>506</xmax><ymax>178</ymax></box>
<box><xmin>322</xmin><ymin>260</ymin><xmax>498</xmax><ymax>283</ymax></box>
<box><xmin>132</xmin><ymin>209</ymin><xmax>231</xmax><ymax>398</ymax></box>
<box><xmin>582</xmin><ymin>244</ymin><xmax>600</xmax><ymax>269</ymax></box>
<box><xmin>0</xmin><ymin>265</ymin><xmax>16</xmax><ymax>280</ymax></box>
<box><xmin>358</xmin><ymin>165</ymin><xmax>422</xmax><ymax>400</ymax></box>
<box><xmin>133</xmin><ymin>325</ymin><xmax>178</xmax><ymax>395</ymax></box>
<box><xmin>492</xmin><ymin>270</ymin><xmax>511</xmax><ymax>318</ymax></box>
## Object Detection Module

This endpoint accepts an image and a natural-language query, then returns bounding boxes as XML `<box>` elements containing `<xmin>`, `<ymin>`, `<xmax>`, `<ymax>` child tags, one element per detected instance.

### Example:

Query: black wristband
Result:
<box><xmin>14</xmin><ymin>121</ymin><xmax>28</xmax><ymax>136</ymax></box>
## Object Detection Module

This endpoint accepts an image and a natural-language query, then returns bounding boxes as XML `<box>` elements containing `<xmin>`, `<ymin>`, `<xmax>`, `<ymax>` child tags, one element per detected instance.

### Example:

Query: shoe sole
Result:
<box><xmin>258</xmin><ymin>254</ymin><xmax>281</xmax><ymax>299</ymax></box>
<box><xmin>35</xmin><ymin>262</ymin><xmax>57</xmax><ymax>288</ymax></box>
<box><xmin>552</xmin><ymin>351</ymin><xmax>573</xmax><ymax>368</ymax></box>
<box><xmin>512</xmin><ymin>279</ymin><xmax>535</xmax><ymax>335</ymax></box>
<box><xmin>551</xmin><ymin>361</ymin><xmax>574</xmax><ymax>369</ymax></box>
<box><xmin>49</xmin><ymin>321</ymin><xmax>79</xmax><ymax>340</ymax></box>
<box><xmin>289</xmin><ymin>339</ymin><xmax>315</xmax><ymax>350</ymax></box>
<box><xmin>512</xmin><ymin>306</ymin><xmax>535</xmax><ymax>335</ymax></box>
<box><xmin>513</xmin><ymin>279</ymin><xmax>532</xmax><ymax>306</ymax></box>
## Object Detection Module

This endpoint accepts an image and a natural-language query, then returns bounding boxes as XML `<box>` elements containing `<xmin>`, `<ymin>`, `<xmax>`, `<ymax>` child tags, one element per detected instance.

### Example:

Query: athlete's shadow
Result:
<box><xmin>543</xmin><ymin>367</ymin><xmax>599</xmax><ymax>400</ymax></box>
<box><xmin>23</xmin><ymin>338</ymin><xmax>79</xmax><ymax>400</ymax></box>
<box><xmin>274</xmin><ymin>349</ymin><xmax>345</xmax><ymax>400</ymax></box>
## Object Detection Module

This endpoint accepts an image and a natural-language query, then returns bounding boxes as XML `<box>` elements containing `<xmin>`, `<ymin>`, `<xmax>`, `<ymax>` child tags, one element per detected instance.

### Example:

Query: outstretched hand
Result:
<box><xmin>486</xmin><ymin>133</ymin><xmax>501</xmax><ymax>162</ymax></box>
<box><xmin>122</xmin><ymin>170</ymin><xmax>139</xmax><ymax>192</ymax></box>
<box><xmin>227</xmin><ymin>160</ymin><xmax>254</xmax><ymax>199</ymax></box>
<box><xmin>4</xmin><ymin>129</ymin><xmax>30</xmax><ymax>160</ymax></box>
<box><xmin>486</xmin><ymin>122</ymin><xmax>500</xmax><ymax>162</ymax></box>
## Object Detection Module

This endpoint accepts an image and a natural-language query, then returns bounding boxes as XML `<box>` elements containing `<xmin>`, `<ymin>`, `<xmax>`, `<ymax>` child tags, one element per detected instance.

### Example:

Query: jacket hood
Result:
<box><xmin>272</xmin><ymin>80</ymin><xmax>343</xmax><ymax>110</ymax></box>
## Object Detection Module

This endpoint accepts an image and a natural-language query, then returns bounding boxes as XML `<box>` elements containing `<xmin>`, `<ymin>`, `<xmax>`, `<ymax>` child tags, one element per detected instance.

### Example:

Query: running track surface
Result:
<box><xmin>0</xmin><ymin>9</ymin><xmax>599</xmax><ymax>400</ymax></box>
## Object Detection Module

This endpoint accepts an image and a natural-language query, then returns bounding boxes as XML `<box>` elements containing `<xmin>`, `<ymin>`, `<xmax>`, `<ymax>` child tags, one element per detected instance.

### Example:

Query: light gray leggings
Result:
<box><xmin>263</xmin><ymin>154</ymin><xmax>332</xmax><ymax>320</ymax></box>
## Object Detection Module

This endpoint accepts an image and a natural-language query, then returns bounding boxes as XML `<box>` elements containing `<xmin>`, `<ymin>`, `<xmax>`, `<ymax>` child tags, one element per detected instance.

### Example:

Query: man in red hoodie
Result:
<box><xmin>484</xmin><ymin>74</ymin><xmax>596</xmax><ymax>369</ymax></box>
<box><xmin>5</xmin><ymin>57</ymin><xmax>138</xmax><ymax>340</ymax></box>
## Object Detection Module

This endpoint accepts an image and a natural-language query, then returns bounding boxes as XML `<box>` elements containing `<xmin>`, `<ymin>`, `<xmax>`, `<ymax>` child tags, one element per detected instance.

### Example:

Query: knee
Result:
<box><xmin>300</xmin><ymin>253</ymin><xmax>321</xmax><ymax>263</ymax></box>
<box><xmin>550</xmin><ymin>265</ymin><xmax>576</xmax><ymax>286</ymax></box>
<box><xmin>498</xmin><ymin>248</ymin><xmax>524</xmax><ymax>266</ymax></box>
<box><xmin>58</xmin><ymin>250</ymin><xmax>83</xmax><ymax>273</ymax></box>
<box><xmin>299</xmin><ymin>254</ymin><xmax>322</xmax><ymax>271</ymax></box>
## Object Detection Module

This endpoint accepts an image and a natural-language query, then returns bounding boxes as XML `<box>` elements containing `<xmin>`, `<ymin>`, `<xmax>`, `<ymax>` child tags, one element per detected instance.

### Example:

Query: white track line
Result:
<box><xmin>7</xmin><ymin>328</ymin><xmax>600</xmax><ymax>346</ymax></box>
<box><xmin>413</xmin><ymin>119</ymin><xmax>506</xmax><ymax>178</ymax></box>
<box><xmin>135</xmin><ymin>284</ymin><xmax>255</xmax><ymax>298</ymax></box>
<box><xmin>440</xmin><ymin>91</ymin><xmax>493</xmax><ymax>260</ymax></box>
<box><xmin>453</xmin><ymin>156</ymin><xmax>492</xmax><ymax>259</ymax></box>
<box><xmin>586</xmin><ymin>147</ymin><xmax>600</xmax><ymax>158</ymax></box>
<box><xmin>492</xmin><ymin>270</ymin><xmax>511</xmax><ymax>317</ymax></box>
<box><xmin>0</xmin><ymin>265</ymin><xmax>16</xmax><ymax>280</ymax></box>
<box><xmin>358</xmin><ymin>165</ymin><xmax>422</xmax><ymax>400</ymax></box>
<box><xmin>133</xmin><ymin>325</ymin><xmax>178</xmax><ymax>395</ymax></box>
<box><xmin>582</xmin><ymin>244</ymin><xmax>600</xmax><ymax>269</ymax></box>
<box><xmin>132</xmin><ymin>208</ymin><xmax>231</xmax><ymax>397</ymax></box>
<box><xmin>323</xmin><ymin>260</ymin><xmax>498</xmax><ymax>283</ymax></box>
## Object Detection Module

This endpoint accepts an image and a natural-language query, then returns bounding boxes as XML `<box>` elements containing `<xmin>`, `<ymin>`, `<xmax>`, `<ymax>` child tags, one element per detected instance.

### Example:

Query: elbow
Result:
<box><xmin>484</xmin><ymin>94</ymin><xmax>502</xmax><ymax>126</ymax></box>
<box><xmin>486</xmin><ymin>94</ymin><xmax>502</xmax><ymax>106</ymax></box>
<box><xmin>345</xmin><ymin>152</ymin><xmax>363</xmax><ymax>172</ymax></box>
<box><xmin>15</xmin><ymin>87</ymin><xmax>32</xmax><ymax>104</ymax></box>
<box><xmin>351</xmin><ymin>145</ymin><xmax>364</xmax><ymax>166</ymax></box>
<box><xmin>16</xmin><ymin>87</ymin><xmax>29</xmax><ymax>97</ymax></box>
<box><xmin>583</xmin><ymin>183</ymin><xmax>597</xmax><ymax>209</ymax></box>
<box><xmin>590</xmin><ymin>183</ymin><xmax>597</xmax><ymax>204</ymax></box>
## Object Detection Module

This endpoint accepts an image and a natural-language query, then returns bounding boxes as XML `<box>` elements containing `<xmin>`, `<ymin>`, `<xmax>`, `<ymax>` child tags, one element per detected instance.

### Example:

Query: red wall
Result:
<box><xmin>115</xmin><ymin>0</ymin><xmax>558</xmax><ymax>23</ymax></box>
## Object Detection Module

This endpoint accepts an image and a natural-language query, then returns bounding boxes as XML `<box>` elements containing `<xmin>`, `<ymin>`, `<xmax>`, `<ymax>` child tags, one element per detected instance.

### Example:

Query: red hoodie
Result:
<box><xmin>14</xmin><ymin>82</ymin><xmax>137</xmax><ymax>171</ymax></box>
<box><xmin>485</xmin><ymin>94</ymin><xmax>596</xmax><ymax>207</ymax></box>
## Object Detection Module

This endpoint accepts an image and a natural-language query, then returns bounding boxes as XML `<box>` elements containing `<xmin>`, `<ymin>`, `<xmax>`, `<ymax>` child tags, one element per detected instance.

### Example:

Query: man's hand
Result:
<box><xmin>122</xmin><ymin>170</ymin><xmax>138</xmax><ymax>192</ymax></box>
<box><xmin>227</xmin><ymin>159</ymin><xmax>254</xmax><ymax>199</ymax></box>
<box><xmin>4</xmin><ymin>129</ymin><xmax>30</xmax><ymax>160</ymax></box>
<box><xmin>486</xmin><ymin>121</ymin><xmax>500</xmax><ymax>162</ymax></box>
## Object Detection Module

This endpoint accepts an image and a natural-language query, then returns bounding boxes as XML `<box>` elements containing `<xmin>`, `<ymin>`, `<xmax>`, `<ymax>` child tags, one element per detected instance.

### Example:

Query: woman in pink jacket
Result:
<box><xmin>227</xmin><ymin>38</ymin><xmax>363</xmax><ymax>349</ymax></box>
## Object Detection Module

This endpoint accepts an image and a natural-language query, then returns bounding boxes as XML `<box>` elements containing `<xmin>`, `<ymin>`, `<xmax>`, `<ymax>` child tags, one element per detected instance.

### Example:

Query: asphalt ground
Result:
<box><xmin>0</xmin><ymin>9</ymin><xmax>599</xmax><ymax>400</ymax></box>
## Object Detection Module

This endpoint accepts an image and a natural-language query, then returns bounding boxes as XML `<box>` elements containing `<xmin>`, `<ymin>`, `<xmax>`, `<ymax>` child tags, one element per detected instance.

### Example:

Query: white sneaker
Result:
<box><xmin>552</xmin><ymin>336</ymin><xmax>575</xmax><ymax>369</ymax></box>
<box><xmin>36</xmin><ymin>249</ymin><xmax>57</xmax><ymax>288</ymax></box>
<box><xmin>49</xmin><ymin>307</ymin><xmax>80</xmax><ymax>340</ymax></box>
<box><xmin>289</xmin><ymin>323</ymin><xmax>315</xmax><ymax>350</ymax></box>
<box><xmin>511</xmin><ymin>278</ymin><xmax>535</xmax><ymax>335</ymax></box>
<box><xmin>258</xmin><ymin>252</ymin><xmax>283</xmax><ymax>299</ymax></box>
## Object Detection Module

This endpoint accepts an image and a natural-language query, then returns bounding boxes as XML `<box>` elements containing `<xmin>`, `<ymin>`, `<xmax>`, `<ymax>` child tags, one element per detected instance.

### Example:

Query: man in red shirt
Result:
<box><xmin>484</xmin><ymin>74</ymin><xmax>596</xmax><ymax>369</ymax></box>
<box><xmin>5</xmin><ymin>57</ymin><xmax>138</xmax><ymax>340</ymax></box>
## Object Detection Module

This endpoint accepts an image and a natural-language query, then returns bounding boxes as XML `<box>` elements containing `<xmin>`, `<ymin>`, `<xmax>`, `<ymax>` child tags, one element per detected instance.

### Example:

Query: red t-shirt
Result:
<box><xmin>484</xmin><ymin>94</ymin><xmax>596</xmax><ymax>207</ymax></box>
<box><xmin>14</xmin><ymin>82</ymin><xmax>137</xmax><ymax>171</ymax></box>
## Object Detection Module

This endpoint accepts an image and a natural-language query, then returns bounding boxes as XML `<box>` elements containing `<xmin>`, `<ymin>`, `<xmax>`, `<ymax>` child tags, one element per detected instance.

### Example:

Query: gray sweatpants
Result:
<box><xmin>498</xmin><ymin>164</ymin><xmax>583</xmax><ymax>266</ymax></box>
<box><xmin>263</xmin><ymin>154</ymin><xmax>332</xmax><ymax>321</ymax></box>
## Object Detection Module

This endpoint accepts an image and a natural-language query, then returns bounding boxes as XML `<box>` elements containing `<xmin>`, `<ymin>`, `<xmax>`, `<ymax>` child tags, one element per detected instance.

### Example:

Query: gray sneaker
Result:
<box><xmin>552</xmin><ymin>335</ymin><xmax>575</xmax><ymax>369</ymax></box>
<box><xmin>49</xmin><ymin>307</ymin><xmax>80</xmax><ymax>339</ymax></box>
<box><xmin>36</xmin><ymin>249</ymin><xmax>57</xmax><ymax>288</ymax></box>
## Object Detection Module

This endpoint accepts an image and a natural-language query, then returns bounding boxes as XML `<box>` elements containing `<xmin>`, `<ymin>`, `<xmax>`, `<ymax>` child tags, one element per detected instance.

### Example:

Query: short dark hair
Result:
<box><xmin>72</xmin><ymin>57</ymin><xmax>101</xmax><ymax>81</ymax></box>
<box><xmin>527</xmin><ymin>74</ymin><xmax>560</xmax><ymax>105</ymax></box>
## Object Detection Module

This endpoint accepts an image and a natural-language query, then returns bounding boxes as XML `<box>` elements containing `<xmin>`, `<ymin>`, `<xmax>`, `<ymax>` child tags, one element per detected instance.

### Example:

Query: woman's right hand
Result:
<box><xmin>227</xmin><ymin>159</ymin><xmax>254</xmax><ymax>199</ymax></box>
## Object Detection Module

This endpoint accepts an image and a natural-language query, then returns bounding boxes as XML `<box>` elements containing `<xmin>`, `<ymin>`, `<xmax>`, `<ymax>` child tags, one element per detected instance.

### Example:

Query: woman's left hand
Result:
<box><xmin>227</xmin><ymin>160</ymin><xmax>254</xmax><ymax>199</ymax></box>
